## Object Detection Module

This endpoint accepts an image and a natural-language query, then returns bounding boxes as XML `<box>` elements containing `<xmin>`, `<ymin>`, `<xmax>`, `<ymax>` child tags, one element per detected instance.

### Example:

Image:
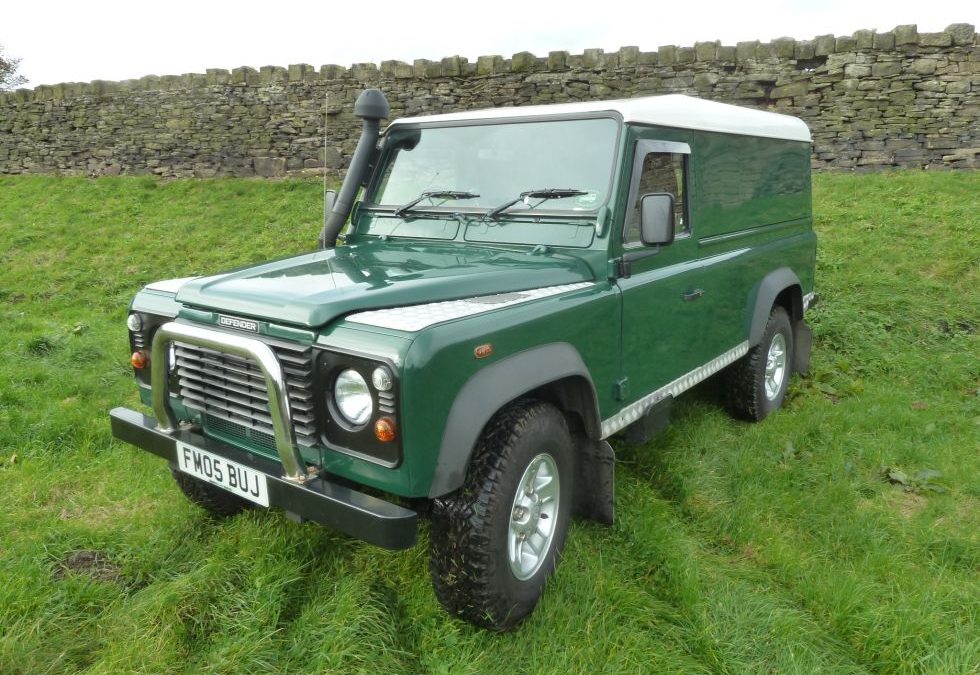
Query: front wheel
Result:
<box><xmin>429</xmin><ymin>400</ymin><xmax>573</xmax><ymax>631</ymax></box>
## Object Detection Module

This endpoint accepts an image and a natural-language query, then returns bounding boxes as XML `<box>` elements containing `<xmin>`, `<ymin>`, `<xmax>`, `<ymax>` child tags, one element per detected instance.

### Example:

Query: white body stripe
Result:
<box><xmin>345</xmin><ymin>282</ymin><xmax>593</xmax><ymax>332</ymax></box>
<box><xmin>600</xmin><ymin>342</ymin><xmax>749</xmax><ymax>438</ymax></box>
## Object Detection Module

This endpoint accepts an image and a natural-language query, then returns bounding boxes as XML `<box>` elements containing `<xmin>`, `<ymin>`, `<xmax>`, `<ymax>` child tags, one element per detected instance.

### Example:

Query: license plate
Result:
<box><xmin>176</xmin><ymin>442</ymin><xmax>270</xmax><ymax>507</ymax></box>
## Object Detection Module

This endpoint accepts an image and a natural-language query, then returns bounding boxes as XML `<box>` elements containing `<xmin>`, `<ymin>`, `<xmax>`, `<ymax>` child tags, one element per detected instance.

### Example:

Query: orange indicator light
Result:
<box><xmin>374</xmin><ymin>417</ymin><xmax>397</xmax><ymax>442</ymax></box>
<box><xmin>474</xmin><ymin>343</ymin><xmax>493</xmax><ymax>359</ymax></box>
<box><xmin>131</xmin><ymin>350</ymin><xmax>149</xmax><ymax>369</ymax></box>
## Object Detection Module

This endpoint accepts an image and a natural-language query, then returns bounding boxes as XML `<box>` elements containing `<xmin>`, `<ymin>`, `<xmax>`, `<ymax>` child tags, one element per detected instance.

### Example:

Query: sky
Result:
<box><xmin>3</xmin><ymin>0</ymin><xmax>977</xmax><ymax>87</ymax></box>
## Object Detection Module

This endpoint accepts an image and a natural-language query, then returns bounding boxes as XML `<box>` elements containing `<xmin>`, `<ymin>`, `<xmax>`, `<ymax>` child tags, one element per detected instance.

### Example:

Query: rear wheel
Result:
<box><xmin>429</xmin><ymin>400</ymin><xmax>573</xmax><ymax>631</ymax></box>
<box><xmin>724</xmin><ymin>306</ymin><xmax>794</xmax><ymax>421</ymax></box>
<box><xmin>171</xmin><ymin>467</ymin><xmax>252</xmax><ymax>518</ymax></box>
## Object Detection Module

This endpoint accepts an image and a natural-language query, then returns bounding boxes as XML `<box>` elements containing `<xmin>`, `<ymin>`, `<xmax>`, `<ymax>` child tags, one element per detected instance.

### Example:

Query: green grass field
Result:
<box><xmin>0</xmin><ymin>172</ymin><xmax>977</xmax><ymax>674</ymax></box>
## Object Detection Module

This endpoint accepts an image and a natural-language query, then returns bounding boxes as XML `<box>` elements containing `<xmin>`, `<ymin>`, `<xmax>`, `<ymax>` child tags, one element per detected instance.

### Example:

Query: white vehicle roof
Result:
<box><xmin>389</xmin><ymin>94</ymin><xmax>811</xmax><ymax>143</ymax></box>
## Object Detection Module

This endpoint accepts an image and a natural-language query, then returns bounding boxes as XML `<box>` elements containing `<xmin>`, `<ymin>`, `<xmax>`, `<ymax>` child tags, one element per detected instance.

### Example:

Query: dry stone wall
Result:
<box><xmin>0</xmin><ymin>23</ymin><xmax>976</xmax><ymax>177</ymax></box>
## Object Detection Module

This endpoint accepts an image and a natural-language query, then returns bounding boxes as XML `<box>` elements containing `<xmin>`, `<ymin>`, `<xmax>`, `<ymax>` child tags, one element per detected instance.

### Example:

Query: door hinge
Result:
<box><xmin>616</xmin><ymin>257</ymin><xmax>631</xmax><ymax>279</ymax></box>
<box><xmin>614</xmin><ymin>377</ymin><xmax>630</xmax><ymax>401</ymax></box>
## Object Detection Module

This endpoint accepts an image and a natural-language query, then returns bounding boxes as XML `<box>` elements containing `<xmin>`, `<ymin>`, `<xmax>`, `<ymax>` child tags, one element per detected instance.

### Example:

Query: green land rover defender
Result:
<box><xmin>111</xmin><ymin>89</ymin><xmax>816</xmax><ymax>630</ymax></box>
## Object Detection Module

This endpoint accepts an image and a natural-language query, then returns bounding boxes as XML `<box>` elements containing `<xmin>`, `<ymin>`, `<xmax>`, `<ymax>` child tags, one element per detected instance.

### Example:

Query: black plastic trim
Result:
<box><xmin>429</xmin><ymin>343</ymin><xmax>600</xmax><ymax>497</ymax></box>
<box><xmin>314</xmin><ymin>347</ymin><xmax>402</xmax><ymax>467</ymax></box>
<box><xmin>616</xmin><ymin>247</ymin><xmax>661</xmax><ymax>278</ymax></box>
<box><xmin>793</xmin><ymin>320</ymin><xmax>812</xmax><ymax>374</ymax></box>
<box><xmin>109</xmin><ymin>407</ymin><xmax>417</xmax><ymax>550</ymax></box>
<box><xmin>748</xmin><ymin>267</ymin><xmax>802</xmax><ymax>346</ymax></box>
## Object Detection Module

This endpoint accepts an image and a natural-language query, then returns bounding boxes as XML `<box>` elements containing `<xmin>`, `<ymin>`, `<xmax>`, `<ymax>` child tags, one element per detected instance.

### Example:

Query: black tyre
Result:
<box><xmin>170</xmin><ymin>467</ymin><xmax>252</xmax><ymax>518</ymax></box>
<box><xmin>724</xmin><ymin>306</ymin><xmax>794</xmax><ymax>421</ymax></box>
<box><xmin>429</xmin><ymin>400</ymin><xmax>573</xmax><ymax>631</ymax></box>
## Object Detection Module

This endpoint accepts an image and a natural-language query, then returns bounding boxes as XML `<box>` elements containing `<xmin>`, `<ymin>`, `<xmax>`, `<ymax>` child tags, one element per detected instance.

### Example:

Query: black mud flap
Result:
<box><xmin>573</xmin><ymin>437</ymin><xmax>615</xmax><ymax>525</ymax></box>
<box><xmin>793</xmin><ymin>320</ymin><xmax>813</xmax><ymax>374</ymax></box>
<box><xmin>625</xmin><ymin>397</ymin><xmax>672</xmax><ymax>445</ymax></box>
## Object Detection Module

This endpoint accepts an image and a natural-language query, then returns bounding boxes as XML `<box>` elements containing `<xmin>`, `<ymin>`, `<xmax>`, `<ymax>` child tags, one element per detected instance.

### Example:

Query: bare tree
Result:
<box><xmin>1</xmin><ymin>45</ymin><xmax>27</xmax><ymax>90</ymax></box>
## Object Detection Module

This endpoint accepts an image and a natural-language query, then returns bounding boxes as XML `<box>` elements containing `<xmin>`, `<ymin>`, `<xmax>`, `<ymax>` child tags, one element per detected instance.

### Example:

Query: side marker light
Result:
<box><xmin>474</xmin><ymin>343</ymin><xmax>493</xmax><ymax>359</ymax></box>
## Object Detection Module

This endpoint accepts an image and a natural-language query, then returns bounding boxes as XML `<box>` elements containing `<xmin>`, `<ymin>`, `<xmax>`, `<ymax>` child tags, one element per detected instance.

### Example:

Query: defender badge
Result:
<box><xmin>218</xmin><ymin>315</ymin><xmax>259</xmax><ymax>332</ymax></box>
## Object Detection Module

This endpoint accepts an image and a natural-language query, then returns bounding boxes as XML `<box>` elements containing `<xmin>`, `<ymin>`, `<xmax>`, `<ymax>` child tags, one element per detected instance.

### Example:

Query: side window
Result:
<box><xmin>624</xmin><ymin>152</ymin><xmax>688</xmax><ymax>245</ymax></box>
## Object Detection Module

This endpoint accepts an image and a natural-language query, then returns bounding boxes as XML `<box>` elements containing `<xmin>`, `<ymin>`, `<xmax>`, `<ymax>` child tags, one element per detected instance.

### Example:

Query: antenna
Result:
<box><xmin>323</xmin><ymin>89</ymin><xmax>330</xmax><ymax>238</ymax></box>
<box><xmin>319</xmin><ymin>91</ymin><xmax>339</xmax><ymax>248</ymax></box>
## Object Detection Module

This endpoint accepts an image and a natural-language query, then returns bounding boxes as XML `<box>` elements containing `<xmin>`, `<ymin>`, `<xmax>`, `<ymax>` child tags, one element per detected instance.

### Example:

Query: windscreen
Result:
<box><xmin>372</xmin><ymin>117</ymin><xmax>620</xmax><ymax>213</ymax></box>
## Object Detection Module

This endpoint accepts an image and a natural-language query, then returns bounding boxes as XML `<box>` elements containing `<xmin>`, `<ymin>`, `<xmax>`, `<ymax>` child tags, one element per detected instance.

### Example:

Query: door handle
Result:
<box><xmin>682</xmin><ymin>288</ymin><xmax>704</xmax><ymax>302</ymax></box>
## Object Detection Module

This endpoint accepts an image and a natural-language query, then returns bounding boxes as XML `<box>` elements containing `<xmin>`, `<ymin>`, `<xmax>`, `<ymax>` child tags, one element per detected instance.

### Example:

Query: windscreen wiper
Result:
<box><xmin>393</xmin><ymin>190</ymin><xmax>479</xmax><ymax>217</ymax></box>
<box><xmin>485</xmin><ymin>188</ymin><xmax>588</xmax><ymax>220</ymax></box>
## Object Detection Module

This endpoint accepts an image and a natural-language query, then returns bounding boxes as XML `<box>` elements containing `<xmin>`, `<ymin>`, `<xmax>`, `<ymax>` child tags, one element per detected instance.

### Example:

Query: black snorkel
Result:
<box><xmin>319</xmin><ymin>89</ymin><xmax>390</xmax><ymax>248</ymax></box>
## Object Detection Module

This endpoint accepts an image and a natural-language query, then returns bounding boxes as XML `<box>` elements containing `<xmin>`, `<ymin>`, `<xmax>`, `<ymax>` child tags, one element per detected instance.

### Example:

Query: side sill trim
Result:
<box><xmin>600</xmin><ymin>342</ymin><xmax>749</xmax><ymax>438</ymax></box>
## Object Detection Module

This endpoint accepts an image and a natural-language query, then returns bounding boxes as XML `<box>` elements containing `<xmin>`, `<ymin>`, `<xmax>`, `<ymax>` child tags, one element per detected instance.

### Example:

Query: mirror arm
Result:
<box><xmin>616</xmin><ymin>247</ymin><xmax>661</xmax><ymax>279</ymax></box>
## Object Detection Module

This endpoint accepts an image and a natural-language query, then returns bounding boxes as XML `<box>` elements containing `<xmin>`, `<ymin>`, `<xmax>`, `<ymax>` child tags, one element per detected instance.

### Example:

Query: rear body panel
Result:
<box><xmin>612</xmin><ymin>123</ymin><xmax>814</xmax><ymax>415</ymax></box>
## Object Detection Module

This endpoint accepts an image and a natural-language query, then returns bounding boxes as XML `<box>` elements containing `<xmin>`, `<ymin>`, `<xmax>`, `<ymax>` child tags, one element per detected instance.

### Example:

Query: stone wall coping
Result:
<box><xmin>3</xmin><ymin>23</ymin><xmax>972</xmax><ymax>100</ymax></box>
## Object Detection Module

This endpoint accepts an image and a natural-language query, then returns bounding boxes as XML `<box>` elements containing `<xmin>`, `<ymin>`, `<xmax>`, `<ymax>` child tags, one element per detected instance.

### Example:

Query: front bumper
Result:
<box><xmin>110</xmin><ymin>407</ymin><xmax>418</xmax><ymax>550</ymax></box>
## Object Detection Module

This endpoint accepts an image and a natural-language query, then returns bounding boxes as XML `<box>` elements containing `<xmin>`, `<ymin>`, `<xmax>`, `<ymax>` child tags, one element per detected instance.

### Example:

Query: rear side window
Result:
<box><xmin>624</xmin><ymin>150</ymin><xmax>689</xmax><ymax>245</ymax></box>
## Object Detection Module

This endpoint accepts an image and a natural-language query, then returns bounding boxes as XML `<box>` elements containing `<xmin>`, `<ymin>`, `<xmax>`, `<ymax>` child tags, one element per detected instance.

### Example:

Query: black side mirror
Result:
<box><xmin>640</xmin><ymin>193</ymin><xmax>675</xmax><ymax>246</ymax></box>
<box><xmin>397</xmin><ymin>129</ymin><xmax>422</xmax><ymax>151</ymax></box>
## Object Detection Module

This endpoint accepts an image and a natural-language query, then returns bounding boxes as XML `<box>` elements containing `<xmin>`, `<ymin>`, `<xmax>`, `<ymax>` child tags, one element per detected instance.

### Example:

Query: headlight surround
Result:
<box><xmin>333</xmin><ymin>368</ymin><xmax>373</xmax><ymax>426</ymax></box>
<box><xmin>316</xmin><ymin>349</ymin><xmax>402</xmax><ymax>466</ymax></box>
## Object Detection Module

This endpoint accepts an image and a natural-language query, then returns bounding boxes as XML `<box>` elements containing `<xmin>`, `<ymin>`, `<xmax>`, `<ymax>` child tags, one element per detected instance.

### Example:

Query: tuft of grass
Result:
<box><xmin>0</xmin><ymin>172</ymin><xmax>977</xmax><ymax>674</ymax></box>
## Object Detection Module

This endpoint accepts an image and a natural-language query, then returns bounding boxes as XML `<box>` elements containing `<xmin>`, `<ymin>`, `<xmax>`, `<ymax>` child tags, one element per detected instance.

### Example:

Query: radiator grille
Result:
<box><xmin>205</xmin><ymin>414</ymin><xmax>277</xmax><ymax>453</ymax></box>
<box><xmin>173</xmin><ymin>337</ymin><xmax>317</xmax><ymax>452</ymax></box>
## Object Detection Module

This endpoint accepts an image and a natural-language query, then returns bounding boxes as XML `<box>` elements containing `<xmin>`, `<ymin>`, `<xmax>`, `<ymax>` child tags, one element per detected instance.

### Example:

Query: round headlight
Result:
<box><xmin>334</xmin><ymin>369</ymin><xmax>372</xmax><ymax>426</ymax></box>
<box><xmin>127</xmin><ymin>313</ymin><xmax>143</xmax><ymax>332</ymax></box>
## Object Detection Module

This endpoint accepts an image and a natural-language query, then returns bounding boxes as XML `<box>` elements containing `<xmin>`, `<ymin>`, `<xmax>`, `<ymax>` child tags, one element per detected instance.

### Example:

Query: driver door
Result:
<box><xmin>616</xmin><ymin>137</ymin><xmax>705</xmax><ymax>405</ymax></box>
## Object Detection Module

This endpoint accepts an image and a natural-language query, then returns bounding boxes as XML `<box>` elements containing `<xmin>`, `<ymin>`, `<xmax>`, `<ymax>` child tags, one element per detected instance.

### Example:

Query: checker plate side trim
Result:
<box><xmin>803</xmin><ymin>292</ymin><xmax>815</xmax><ymax>311</ymax></box>
<box><xmin>600</xmin><ymin>342</ymin><xmax>749</xmax><ymax>438</ymax></box>
<box><xmin>344</xmin><ymin>283</ymin><xmax>593</xmax><ymax>332</ymax></box>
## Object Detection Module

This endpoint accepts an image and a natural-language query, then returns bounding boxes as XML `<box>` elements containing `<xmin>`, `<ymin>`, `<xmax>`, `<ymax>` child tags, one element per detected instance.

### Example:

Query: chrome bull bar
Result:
<box><xmin>150</xmin><ymin>321</ymin><xmax>311</xmax><ymax>483</ymax></box>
